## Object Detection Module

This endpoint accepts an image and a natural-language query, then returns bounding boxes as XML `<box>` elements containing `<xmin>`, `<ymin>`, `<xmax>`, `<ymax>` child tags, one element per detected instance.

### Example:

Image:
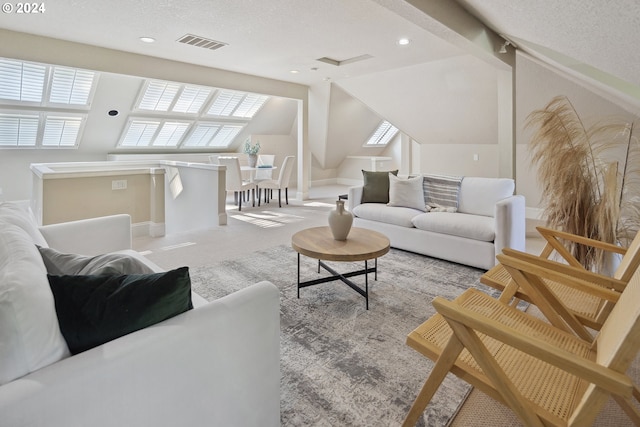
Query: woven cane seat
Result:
<box><xmin>481</xmin><ymin>263</ymin><xmax>604</xmax><ymax>329</ymax></box>
<box><xmin>407</xmin><ymin>288</ymin><xmax>594</xmax><ymax>424</ymax></box>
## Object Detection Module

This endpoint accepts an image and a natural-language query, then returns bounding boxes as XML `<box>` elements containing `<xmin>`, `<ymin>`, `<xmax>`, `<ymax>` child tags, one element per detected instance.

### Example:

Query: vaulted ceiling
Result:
<box><xmin>1</xmin><ymin>0</ymin><xmax>637</xmax><ymax>98</ymax></box>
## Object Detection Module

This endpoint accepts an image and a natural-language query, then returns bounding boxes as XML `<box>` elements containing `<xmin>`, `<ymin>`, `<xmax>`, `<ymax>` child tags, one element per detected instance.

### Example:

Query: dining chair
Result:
<box><xmin>402</xmin><ymin>251</ymin><xmax>640</xmax><ymax>426</ymax></box>
<box><xmin>481</xmin><ymin>226</ymin><xmax>640</xmax><ymax>331</ymax></box>
<box><xmin>217</xmin><ymin>156</ymin><xmax>255</xmax><ymax>211</ymax></box>
<box><xmin>254</xmin><ymin>154</ymin><xmax>276</xmax><ymax>181</ymax></box>
<box><xmin>258</xmin><ymin>156</ymin><xmax>295</xmax><ymax>208</ymax></box>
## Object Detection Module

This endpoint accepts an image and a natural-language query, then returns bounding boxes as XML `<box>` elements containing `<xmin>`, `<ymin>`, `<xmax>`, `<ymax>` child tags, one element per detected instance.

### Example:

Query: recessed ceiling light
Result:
<box><xmin>290</xmin><ymin>70</ymin><xmax>300</xmax><ymax>74</ymax></box>
<box><xmin>140</xmin><ymin>37</ymin><xmax>156</xmax><ymax>43</ymax></box>
<box><xmin>398</xmin><ymin>38</ymin><xmax>410</xmax><ymax>46</ymax></box>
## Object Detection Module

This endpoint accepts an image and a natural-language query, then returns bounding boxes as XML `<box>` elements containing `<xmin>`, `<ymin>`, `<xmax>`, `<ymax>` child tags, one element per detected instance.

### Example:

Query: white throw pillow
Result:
<box><xmin>0</xmin><ymin>201</ymin><xmax>48</xmax><ymax>247</ymax></box>
<box><xmin>0</xmin><ymin>224</ymin><xmax>70</xmax><ymax>385</ymax></box>
<box><xmin>387</xmin><ymin>174</ymin><xmax>426</xmax><ymax>212</ymax></box>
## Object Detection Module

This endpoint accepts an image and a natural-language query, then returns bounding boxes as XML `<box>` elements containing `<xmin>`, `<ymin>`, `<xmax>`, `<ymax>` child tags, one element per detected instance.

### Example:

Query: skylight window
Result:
<box><xmin>365</xmin><ymin>121</ymin><xmax>399</xmax><ymax>146</ymax></box>
<box><xmin>0</xmin><ymin>112</ymin><xmax>85</xmax><ymax>148</ymax></box>
<box><xmin>119</xmin><ymin>119</ymin><xmax>192</xmax><ymax>148</ymax></box>
<box><xmin>120</xmin><ymin>120</ymin><xmax>160</xmax><ymax>147</ymax></box>
<box><xmin>138</xmin><ymin>81</ymin><xmax>181</xmax><ymax>111</ymax></box>
<box><xmin>173</xmin><ymin>86</ymin><xmax>211</xmax><ymax>114</ymax></box>
<box><xmin>0</xmin><ymin>114</ymin><xmax>39</xmax><ymax>146</ymax></box>
<box><xmin>0</xmin><ymin>58</ymin><xmax>95</xmax><ymax>149</ymax></box>
<box><xmin>0</xmin><ymin>59</ymin><xmax>46</xmax><ymax>103</ymax></box>
<box><xmin>42</xmin><ymin>116</ymin><xmax>83</xmax><ymax>147</ymax></box>
<box><xmin>207</xmin><ymin>90</ymin><xmax>267</xmax><ymax>118</ymax></box>
<box><xmin>49</xmin><ymin>67</ymin><xmax>95</xmax><ymax>105</ymax></box>
<box><xmin>182</xmin><ymin>123</ymin><xmax>244</xmax><ymax>148</ymax></box>
<box><xmin>124</xmin><ymin>79</ymin><xmax>268</xmax><ymax>149</ymax></box>
<box><xmin>153</xmin><ymin>122</ymin><xmax>190</xmax><ymax>146</ymax></box>
<box><xmin>137</xmin><ymin>81</ymin><xmax>212</xmax><ymax>114</ymax></box>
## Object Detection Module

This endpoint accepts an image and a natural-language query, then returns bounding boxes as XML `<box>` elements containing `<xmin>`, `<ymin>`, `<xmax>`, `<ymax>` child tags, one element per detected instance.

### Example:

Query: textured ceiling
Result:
<box><xmin>0</xmin><ymin>0</ymin><xmax>637</xmax><ymax>95</ymax></box>
<box><xmin>457</xmin><ymin>0</ymin><xmax>640</xmax><ymax>88</ymax></box>
<box><xmin>0</xmin><ymin>0</ymin><xmax>462</xmax><ymax>85</ymax></box>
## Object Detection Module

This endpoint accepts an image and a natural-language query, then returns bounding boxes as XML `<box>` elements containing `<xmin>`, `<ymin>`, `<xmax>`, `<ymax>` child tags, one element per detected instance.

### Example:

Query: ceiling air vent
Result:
<box><xmin>177</xmin><ymin>34</ymin><xmax>227</xmax><ymax>51</ymax></box>
<box><xmin>316</xmin><ymin>54</ymin><xmax>373</xmax><ymax>66</ymax></box>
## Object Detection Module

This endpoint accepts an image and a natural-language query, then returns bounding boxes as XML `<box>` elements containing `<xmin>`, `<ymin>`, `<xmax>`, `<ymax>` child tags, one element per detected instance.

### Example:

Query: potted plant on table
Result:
<box><xmin>244</xmin><ymin>139</ymin><xmax>261</xmax><ymax>168</ymax></box>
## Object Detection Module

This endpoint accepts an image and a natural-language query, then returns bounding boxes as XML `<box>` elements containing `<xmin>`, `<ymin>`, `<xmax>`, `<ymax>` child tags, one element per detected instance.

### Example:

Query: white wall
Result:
<box><xmin>515</xmin><ymin>51</ymin><xmax>640</xmax><ymax>209</ymax></box>
<box><xmin>336</xmin><ymin>54</ymin><xmax>505</xmax><ymax>179</ymax></box>
<box><xmin>416</xmin><ymin>144</ymin><xmax>499</xmax><ymax>177</ymax></box>
<box><xmin>337</xmin><ymin>55</ymin><xmax>500</xmax><ymax>146</ymax></box>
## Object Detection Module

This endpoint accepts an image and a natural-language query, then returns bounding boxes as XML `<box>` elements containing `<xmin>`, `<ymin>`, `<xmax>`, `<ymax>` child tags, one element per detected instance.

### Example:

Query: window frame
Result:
<box><xmin>364</xmin><ymin>120</ymin><xmax>399</xmax><ymax>147</ymax></box>
<box><xmin>0</xmin><ymin>57</ymin><xmax>96</xmax><ymax>149</ymax></box>
<box><xmin>0</xmin><ymin>110</ymin><xmax>86</xmax><ymax>149</ymax></box>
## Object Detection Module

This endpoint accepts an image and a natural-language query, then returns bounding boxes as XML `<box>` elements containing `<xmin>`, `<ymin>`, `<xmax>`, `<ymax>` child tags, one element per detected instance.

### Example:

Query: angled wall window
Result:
<box><xmin>0</xmin><ymin>112</ymin><xmax>86</xmax><ymax>148</ymax></box>
<box><xmin>172</xmin><ymin>86</ymin><xmax>212</xmax><ymax>114</ymax></box>
<box><xmin>136</xmin><ymin>81</ymin><xmax>213</xmax><ymax>114</ymax></box>
<box><xmin>119</xmin><ymin>119</ymin><xmax>191</xmax><ymax>148</ymax></box>
<box><xmin>0</xmin><ymin>59</ymin><xmax>46</xmax><ymax>103</ymax></box>
<box><xmin>365</xmin><ymin>120</ymin><xmax>399</xmax><ymax>146</ymax></box>
<box><xmin>42</xmin><ymin>116</ymin><xmax>84</xmax><ymax>147</ymax></box>
<box><xmin>182</xmin><ymin>123</ymin><xmax>245</xmax><ymax>148</ymax></box>
<box><xmin>0</xmin><ymin>57</ymin><xmax>95</xmax><ymax>148</ymax></box>
<box><xmin>0</xmin><ymin>113</ymin><xmax>39</xmax><ymax>146</ymax></box>
<box><xmin>49</xmin><ymin>67</ymin><xmax>96</xmax><ymax>105</ymax></box>
<box><xmin>121</xmin><ymin>79</ymin><xmax>266</xmax><ymax>149</ymax></box>
<box><xmin>206</xmin><ymin>90</ymin><xmax>268</xmax><ymax>118</ymax></box>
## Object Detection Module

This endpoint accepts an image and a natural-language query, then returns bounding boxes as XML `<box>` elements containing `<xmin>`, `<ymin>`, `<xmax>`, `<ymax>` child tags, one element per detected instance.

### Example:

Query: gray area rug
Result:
<box><xmin>190</xmin><ymin>245</ymin><xmax>494</xmax><ymax>426</ymax></box>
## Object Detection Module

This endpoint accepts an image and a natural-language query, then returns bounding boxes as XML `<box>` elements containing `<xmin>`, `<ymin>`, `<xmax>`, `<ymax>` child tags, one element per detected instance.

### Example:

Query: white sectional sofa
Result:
<box><xmin>348</xmin><ymin>176</ymin><xmax>526</xmax><ymax>270</ymax></box>
<box><xmin>0</xmin><ymin>202</ymin><xmax>280</xmax><ymax>427</ymax></box>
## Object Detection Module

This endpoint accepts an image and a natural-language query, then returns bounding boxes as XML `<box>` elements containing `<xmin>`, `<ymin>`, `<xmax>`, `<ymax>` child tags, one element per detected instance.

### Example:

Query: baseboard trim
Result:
<box><xmin>525</xmin><ymin>207</ymin><xmax>545</xmax><ymax>236</ymax></box>
<box><xmin>132</xmin><ymin>221</ymin><xmax>166</xmax><ymax>237</ymax></box>
<box><xmin>336</xmin><ymin>178</ymin><xmax>362</xmax><ymax>186</ymax></box>
<box><xmin>311</xmin><ymin>178</ymin><xmax>338</xmax><ymax>186</ymax></box>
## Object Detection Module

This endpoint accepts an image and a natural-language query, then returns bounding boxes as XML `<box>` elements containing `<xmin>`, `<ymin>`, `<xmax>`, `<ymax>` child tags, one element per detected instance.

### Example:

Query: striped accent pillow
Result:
<box><xmin>423</xmin><ymin>174</ymin><xmax>464</xmax><ymax>212</ymax></box>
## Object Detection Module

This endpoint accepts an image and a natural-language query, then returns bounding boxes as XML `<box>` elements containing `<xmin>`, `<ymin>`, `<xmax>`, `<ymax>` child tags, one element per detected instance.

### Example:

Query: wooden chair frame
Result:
<box><xmin>481</xmin><ymin>226</ymin><xmax>640</xmax><ymax>331</ymax></box>
<box><xmin>499</xmin><ymin>249</ymin><xmax>624</xmax><ymax>340</ymax></box>
<box><xmin>403</xmin><ymin>253</ymin><xmax>640</xmax><ymax>426</ymax></box>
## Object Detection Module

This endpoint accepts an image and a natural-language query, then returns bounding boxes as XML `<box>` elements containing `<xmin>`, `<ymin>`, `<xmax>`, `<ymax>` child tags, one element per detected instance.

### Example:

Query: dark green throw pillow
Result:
<box><xmin>361</xmin><ymin>170</ymin><xmax>399</xmax><ymax>203</ymax></box>
<box><xmin>48</xmin><ymin>267</ymin><xmax>193</xmax><ymax>354</ymax></box>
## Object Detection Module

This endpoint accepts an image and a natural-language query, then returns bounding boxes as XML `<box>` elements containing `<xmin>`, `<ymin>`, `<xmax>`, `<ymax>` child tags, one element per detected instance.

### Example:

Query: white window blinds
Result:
<box><xmin>49</xmin><ymin>67</ymin><xmax>95</xmax><ymax>105</ymax></box>
<box><xmin>0</xmin><ymin>59</ymin><xmax>46</xmax><ymax>103</ymax></box>
<box><xmin>0</xmin><ymin>114</ymin><xmax>39</xmax><ymax>146</ymax></box>
<box><xmin>366</xmin><ymin>121</ymin><xmax>398</xmax><ymax>146</ymax></box>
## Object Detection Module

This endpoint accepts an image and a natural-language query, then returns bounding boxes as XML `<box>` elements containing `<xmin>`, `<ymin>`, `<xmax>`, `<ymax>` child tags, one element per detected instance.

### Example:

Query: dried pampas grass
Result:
<box><xmin>527</xmin><ymin>96</ymin><xmax>638</xmax><ymax>270</ymax></box>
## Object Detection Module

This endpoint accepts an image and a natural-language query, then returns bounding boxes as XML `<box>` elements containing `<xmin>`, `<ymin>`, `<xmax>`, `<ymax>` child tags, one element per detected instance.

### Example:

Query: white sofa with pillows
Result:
<box><xmin>348</xmin><ymin>172</ymin><xmax>526</xmax><ymax>270</ymax></box>
<box><xmin>0</xmin><ymin>201</ymin><xmax>280</xmax><ymax>427</ymax></box>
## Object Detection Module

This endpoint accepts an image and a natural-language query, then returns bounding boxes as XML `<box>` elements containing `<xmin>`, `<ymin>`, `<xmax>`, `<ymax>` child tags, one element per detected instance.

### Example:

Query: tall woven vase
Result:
<box><xmin>328</xmin><ymin>200</ymin><xmax>353</xmax><ymax>241</ymax></box>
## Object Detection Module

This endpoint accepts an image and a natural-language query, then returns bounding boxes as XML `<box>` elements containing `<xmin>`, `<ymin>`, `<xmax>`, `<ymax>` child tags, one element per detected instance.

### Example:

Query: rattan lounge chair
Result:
<box><xmin>403</xmin><ymin>251</ymin><xmax>640</xmax><ymax>426</ymax></box>
<box><xmin>481</xmin><ymin>226</ymin><xmax>640</xmax><ymax>331</ymax></box>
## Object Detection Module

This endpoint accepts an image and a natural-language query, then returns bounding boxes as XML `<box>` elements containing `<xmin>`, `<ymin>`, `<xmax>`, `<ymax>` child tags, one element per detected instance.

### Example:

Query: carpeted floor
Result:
<box><xmin>189</xmin><ymin>244</ymin><xmax>495</xmax><ymax>426</ymax></box>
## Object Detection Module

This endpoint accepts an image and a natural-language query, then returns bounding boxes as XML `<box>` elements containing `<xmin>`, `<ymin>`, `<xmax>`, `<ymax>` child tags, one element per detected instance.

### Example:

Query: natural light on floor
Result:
<box><xmin>139</xmin><ymin>242</ymin><xmax>196</xmax><ymax>255</ymax></box>
<box><xmin>230</xmin><ymin>210</ymin><xmax>306</xmax><ymax>228</ymax></box>
<box><xmin>303</xmin><ymin>201</ymin><xmax>335</xmax><ymax>208</ymax></box>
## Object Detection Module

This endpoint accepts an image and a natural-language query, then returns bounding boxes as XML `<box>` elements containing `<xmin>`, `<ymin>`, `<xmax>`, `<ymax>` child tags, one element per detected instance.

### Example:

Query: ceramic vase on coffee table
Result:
<box><xmin>328</xmin><ymin>200</ymin><xmax>353</xmax><ymax>240</ymax></box>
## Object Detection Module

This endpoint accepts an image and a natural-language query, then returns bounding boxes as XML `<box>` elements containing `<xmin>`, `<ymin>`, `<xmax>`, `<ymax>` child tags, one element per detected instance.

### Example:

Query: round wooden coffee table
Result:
<box><xmin>291</xmin><ymin>226</ymin><xmax>390</xmax><ymax>309</ymax></box>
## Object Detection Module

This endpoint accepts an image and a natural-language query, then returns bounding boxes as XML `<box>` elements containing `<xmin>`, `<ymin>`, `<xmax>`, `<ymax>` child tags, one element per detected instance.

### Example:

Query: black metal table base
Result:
<box><xmin>296</xmin><ymin>253</ymin><xmax>378</xmax><ymax>310</ymax></box>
